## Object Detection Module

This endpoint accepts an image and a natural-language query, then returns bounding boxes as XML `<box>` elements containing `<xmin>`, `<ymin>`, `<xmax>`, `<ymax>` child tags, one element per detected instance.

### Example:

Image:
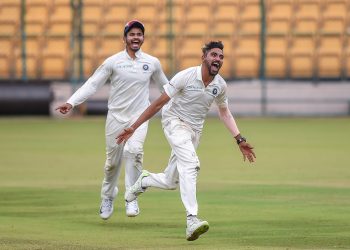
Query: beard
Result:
<box><xmin>207</xmin><ymin>62</ymin><xmax>221</xmax><ymax>76</ymax></box>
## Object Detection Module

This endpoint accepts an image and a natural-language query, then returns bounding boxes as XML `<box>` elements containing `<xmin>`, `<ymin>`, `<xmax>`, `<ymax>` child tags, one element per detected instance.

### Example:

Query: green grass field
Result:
<box><xmin>0</xmin><ymin>117</ymin><xmax>349</xmax><ymax>249</ymax></box>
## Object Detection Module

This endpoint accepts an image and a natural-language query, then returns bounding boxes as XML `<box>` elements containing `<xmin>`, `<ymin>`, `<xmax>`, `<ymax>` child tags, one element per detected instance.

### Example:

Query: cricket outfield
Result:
<box><xmin>0</xmin><ymin>117</ymin><xmax>349</xmax><ymax>249</ymax></box>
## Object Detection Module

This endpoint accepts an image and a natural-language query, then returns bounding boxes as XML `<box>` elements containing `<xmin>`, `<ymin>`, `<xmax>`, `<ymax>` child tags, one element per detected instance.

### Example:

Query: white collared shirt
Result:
<box><xmin>67</xmin><ymin>49</ymin><xmax>168</xmax><ymax>122</ymax></box>
<box><xmin>162</xmin><ymin>65</ymin><xmax>228</xmax><ymax>132</ymax></box>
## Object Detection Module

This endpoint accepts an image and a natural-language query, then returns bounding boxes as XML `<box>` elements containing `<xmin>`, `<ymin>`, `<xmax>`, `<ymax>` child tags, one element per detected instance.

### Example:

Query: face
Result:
<box><xmin>202</xmin><ymin>48</ymin><xmax>224</xmax><ymax>76</ymax></box>
<box><xmin>124</xmin><ymin>27</ymin><xmax>144</xmax><ymax>51</ymax></box>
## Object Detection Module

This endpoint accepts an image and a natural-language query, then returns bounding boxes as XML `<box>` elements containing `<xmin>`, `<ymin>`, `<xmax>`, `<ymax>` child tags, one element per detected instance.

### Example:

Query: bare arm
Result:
<box><xmin>218</xmin><ymin>105</ymin><xmax>240</xmax><ymax>137</ymax></box>
<box><xmin>116</xmin><ymin>92</ymin><xmax>171</xmax><ymax>144</ymax></box>
<box><xmin>218</xmin><ymin>106</ymin><xmax>256</xmax><ymax>163</ymax></box>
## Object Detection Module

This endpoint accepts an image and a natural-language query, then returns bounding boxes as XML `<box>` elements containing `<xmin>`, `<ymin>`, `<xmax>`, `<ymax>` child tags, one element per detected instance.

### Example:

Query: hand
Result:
<box><xmin>238</xmin><ymin>141</ymin><xmax>256</xmax><ymax>163</ymax></box>
<box><xmin>55</xmin><ymin>103</ymin><xmax>73</xmax><ymax>114</ymax></box>
<box><xmin>116</xmin><ymin>127</ymin><xmax>135</xmax><ymax>144</ymax></box>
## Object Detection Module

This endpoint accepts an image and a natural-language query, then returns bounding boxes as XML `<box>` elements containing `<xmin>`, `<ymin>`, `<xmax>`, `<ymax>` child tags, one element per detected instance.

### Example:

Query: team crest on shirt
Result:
<box><xmin>212</xmin><ymin>88</ymin><xmax>218</xmax><ymax>95</ymax></box>
<box><xmin>143</xmin><ymin>64</ymin><xmax>149</xmax><ymax>71</ymax></box>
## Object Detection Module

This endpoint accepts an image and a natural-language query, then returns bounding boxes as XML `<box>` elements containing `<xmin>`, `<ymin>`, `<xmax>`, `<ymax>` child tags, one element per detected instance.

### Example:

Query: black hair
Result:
<box><xmin>201</xmin><ymin>41</ymin><xmax>224</xmax><ymax>55</ymax></box>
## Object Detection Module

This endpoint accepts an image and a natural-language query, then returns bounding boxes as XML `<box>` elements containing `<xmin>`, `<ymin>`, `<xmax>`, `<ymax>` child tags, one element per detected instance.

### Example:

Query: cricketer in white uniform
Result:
<box><xmin>116</xmin><ymin>41</ymin><xmax>256</xmax><ymax>241</ymax></box>
<box><xmin>56</xmin><ymin>20</ymin><xmax>168</xmax><ymax>219</ymax></box>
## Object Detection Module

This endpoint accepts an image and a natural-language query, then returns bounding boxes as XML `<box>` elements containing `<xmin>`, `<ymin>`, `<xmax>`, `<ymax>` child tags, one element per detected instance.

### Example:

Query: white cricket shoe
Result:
<box><xmin>186</xmin><ymin>216</ymin><xmax>209</xmax><ymax>241</ymax></box>
<box><xmin>125</xmin><ymin>200</ymin><xmax>140</xmax><ymax>217</ymax></box>
<box><xmin>99</xmin><ymin>198</ymin><xmax>114</xmax><ymax>220</ymax></box>
<box><xmin>125</xmin><ymin>170</ymin><xmax>150</xmax><ymax>202</ymax></box>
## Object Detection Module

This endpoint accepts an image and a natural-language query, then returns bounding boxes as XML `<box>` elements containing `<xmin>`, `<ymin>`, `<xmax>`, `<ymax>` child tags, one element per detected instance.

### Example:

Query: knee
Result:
<box><xmin>104</xmin><ymin>155</ymin><xmax>119</xmax><ymax>172</ymax></box>
<box><xmin>104</xmin><ymin>161</ymin><xmax>115</xmax><ymax>172</ymax></box>
<box><xmin>166</xmin><ymin>181</ymin><xmax>178</xmax><ymax>190</ymax></box>
<box><xmin>164</xmin><ymin>177</ymin><xmax>178</xmax><ymax>190</ymax></box>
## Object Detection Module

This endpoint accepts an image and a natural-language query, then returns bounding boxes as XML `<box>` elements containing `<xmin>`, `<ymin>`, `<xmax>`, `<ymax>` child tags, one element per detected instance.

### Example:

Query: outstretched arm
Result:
<box><xmin>116</xmin><ymin>92</ymin><xmax>171</xmax><ymax>144</ymax></box>
<box><xmin>218</xmin><ymin>106</ymin><xmax>256</xmax><ymax>163</ymax></box>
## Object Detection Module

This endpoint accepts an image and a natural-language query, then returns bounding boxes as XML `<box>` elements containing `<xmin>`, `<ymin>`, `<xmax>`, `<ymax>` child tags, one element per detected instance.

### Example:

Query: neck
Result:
<box><xmin>126</xmin><ymin>48</ymin><xmax>137</xmax><ymax>59</ymax></box>
<box><xmin>201</xmin><ymin>66</ymin><xmax>214</xmax><ymax>86</ymax></box>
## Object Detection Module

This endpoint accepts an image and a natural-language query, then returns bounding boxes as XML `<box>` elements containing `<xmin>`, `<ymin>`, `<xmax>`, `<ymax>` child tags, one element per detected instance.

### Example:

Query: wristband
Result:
<box><xmin>236</xmin><ymin>137</ymin><xmax>246</xmax><ymax>145</ymax></box>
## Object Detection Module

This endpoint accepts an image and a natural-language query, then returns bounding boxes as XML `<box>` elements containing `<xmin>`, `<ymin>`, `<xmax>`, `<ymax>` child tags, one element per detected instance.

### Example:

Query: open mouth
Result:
<box><xmin>131</xmin><ymin>40</ymin><xmax>140</xmax><ymax>48</ymax></box>
<box><xmin>211</xmin><ymin>62</ymin><xmax>220</xmax><ymax>70</ymax></box>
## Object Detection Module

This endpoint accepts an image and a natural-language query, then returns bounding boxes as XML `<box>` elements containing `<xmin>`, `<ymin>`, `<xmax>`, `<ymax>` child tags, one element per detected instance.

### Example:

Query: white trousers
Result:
<box><xmin>144</xmin><ymin>118</ymin><xmax>201</xmax><ymax>216</ymax></box>
<box><xmin>101</xmin><ymin>112</ymin><xmax>148</xmax><ymax>200</ymax></box>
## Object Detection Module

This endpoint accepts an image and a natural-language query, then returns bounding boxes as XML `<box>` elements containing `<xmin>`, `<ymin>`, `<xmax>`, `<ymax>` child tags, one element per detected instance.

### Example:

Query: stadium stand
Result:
<box><xmin>239</xmin><ymin>0</ymin><xmax>260</xmax><ymax>35</ymax></box>
<box><xmin>0</xmin><ymin>0</ymin><xmax>349</xmax><ymax>80</ymax></box>
<box><xmin>265</xmin><ymin>34</ymin><xmax>289</xmax><ymax>77</ymax></box>
<box><xmin>82</xmin><ymin>0</ymin><xmax>103</xmax><ymax>35</ymax></box>
<box><xmin>316</xmin><ymin>34</ymin><xmax>343</xmax><ymax>77</ymax></box>
<box><xmin>293</xmin><ymin>0</ymin><xmax>321</xmax><ymax>34</ymax></box>
<box><xmin>82</xmin><ymin>35</ymin><xmax>99</xmax><ymax>77</ymax></box>
<box><xmin>0</xmin><ymin>1</ymin><xmax>20</xmax><ymax>78</ymax></box>
<box><xmin>47</xmin><ymin>0</ymin><xmax>71</xmax><ymax>35</ymax></box>
<box><xmin>41</xmin><ymin>34</ymin><xmax>70</xmax><ymax>79</ymax></box>
<box><xmin>234</xmin><ymin>34</ymin><xmax>260</xmax><ymax>77</ymax></box>
<box><xmin>266</xmin><ymin>0</ymin><xmax>294</xmax><ymax>34</ymax></box>
<box><xmin>289</xmin><ymin>33</ymin><xmax>316</xmax><ymax>78</ymax></box>
<box><xmin>0</xmin><ymin>36</ymin><xmax>16</xmax><ymax>78</ymax></box>
<box><xmin>25</xmin><ymin>1</ymin><xmax>49</xmax><ymax>35</ymax></box>
<box><xmin>15</xmin><ymin>35</ymin><xmax>43</xmax><ymax>78</ymax></box>
<box><xmin>0</xmin><ymin>1</ymin><xmax>20</xmax><ymax>36</ymax></box>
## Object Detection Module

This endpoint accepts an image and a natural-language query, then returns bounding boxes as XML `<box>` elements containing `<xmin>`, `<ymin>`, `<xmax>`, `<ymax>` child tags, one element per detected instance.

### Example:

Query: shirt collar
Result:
<box><xmin>124</xmin><ymin>49</ymin><xmax>143</xmax><ymax>60</ymax></box>
<box><xmin>197</xmin><ymin>65</ymin><xmax>218</xmax><ymax>86</ymax></box>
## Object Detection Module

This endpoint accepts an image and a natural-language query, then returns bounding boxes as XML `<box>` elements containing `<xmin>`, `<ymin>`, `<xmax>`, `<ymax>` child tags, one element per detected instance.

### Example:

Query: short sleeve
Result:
<box><xmin>150</xmin><ymin>58</ymin><xmax>169</xmax><ymax>91</ymax></box>
<box><xmin>163</xmin><ymin>70</ymin><xmax>187</xmax><ymax>98</ymax></box>
<box><xmin>215</xmin><ymin>83</ymin><xmax>228</xmax><ymax>108</ymax></box>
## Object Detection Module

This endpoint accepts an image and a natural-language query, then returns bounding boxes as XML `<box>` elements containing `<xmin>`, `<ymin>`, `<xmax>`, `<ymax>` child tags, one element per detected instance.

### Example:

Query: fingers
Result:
<box><xmin>116</xmin><ymin>132</ymin><xmax>126</xmax><ymax>144</ymax></box>
<box><xmin>247</xmin><ymin>153</ymin><xmax>255</xmax><ymax>163</ymax></box>
<box><xmin>116</xmin><ymin>136</ymin><xmax>124</xmax><ymax>145</ymax></box>
<box><xmin>116</xmin><ymin>128</ymin><xmax>134</xmax><ymax>144</ymax></box>
<box><xmin>55</xmin><ymin>106</ymin><xmax>67</xmax><ymax>114</ymax></box>
<box><xmin>55</xmin><ymin>104</ymin><xmax>72</xmax><ymax>114</ymax></box>
<box><xmin>252</xmin><ymin>151</ymin><xmax>256</xmax><ymax>159</ymax></box>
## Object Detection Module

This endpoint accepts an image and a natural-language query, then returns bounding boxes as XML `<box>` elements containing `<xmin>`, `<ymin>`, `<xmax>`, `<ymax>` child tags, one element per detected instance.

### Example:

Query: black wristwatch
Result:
<box><xmin>236</xmin><ymin>137</ymin><xmax>246</xmax><ymax>145</ymax></box>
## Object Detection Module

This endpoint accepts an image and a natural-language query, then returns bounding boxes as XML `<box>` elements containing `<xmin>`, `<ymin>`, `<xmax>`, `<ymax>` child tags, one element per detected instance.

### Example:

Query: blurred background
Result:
<box><xmin>1</xmin><ymin>0</ymin><xmax>350</xmax><ymax>117</ymax></box>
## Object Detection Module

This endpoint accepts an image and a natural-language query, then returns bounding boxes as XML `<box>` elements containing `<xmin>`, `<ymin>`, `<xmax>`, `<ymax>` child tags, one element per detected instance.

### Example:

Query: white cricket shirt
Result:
<box><xmin>67</xmin><ymin>49</ymin><xmax>168</xmax><ymax>122</ymax></box>
<box><xmin>162</xmin><ymin>66</ymin><xmax>228</xmax><ymax>132</ymax></box>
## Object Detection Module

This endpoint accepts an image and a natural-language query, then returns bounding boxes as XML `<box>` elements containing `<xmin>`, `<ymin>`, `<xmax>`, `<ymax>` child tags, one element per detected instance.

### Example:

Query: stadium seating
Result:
<box><xmin>211</xmin><ymin>2</ymin><xmax>239</xmax><ymax>36</ymax></box>
<box><xmin>289</xmin><ymin>34</ymin><xmax>316</xmax><ymax>78</ymax></box>
<box><xmin>266</xmin><ymin>0</ymin><xmax>294</xmax><ymax>34</ymax></box>
<box><xmin>47</xmin><ymin>1</ymin><xmax>71</xmax><ymax>35</ymax></box>
<box><xmin>41</xmin><ymin>35</ymin><xmax>70</xmax><ymax>79</ymax></box>
<box><xmin>16</xmin><ymin>36</ymin><xmax>43</xmax><ymax>78</ymax></box>
<box><xmin>25</xmin><ymin>1</ymin><xmax>49</xmax><ymax>35</ymax></box>
<box><xmin>320</xmin><ymin>0</ymin><xmax>347</xmax><ymax>34</ymax></box>
<box><xmin>238</xmin><ymin>0</ymin><xmax>260</xmax><ymax>35</ymax></box>
<box><xmin>102</xmin><ymin>1</ymin><xmax>129</xmax><ymax>35</ymax></box>
<box><xmin>234</xmin><ymin>34</ymin><xmax>260</xmax><ymax>77</ymax></box>
<box><xmin>344</xmin><ymin>41</ymin><xmax>350</xmax><ymax>79</ymax></box>
<box><xmin>82</xmin><ymin>1</ymin><xmax>103</xmax><ymax>35</ymax></box>
<box><xmin>0</xmin><ymin>36</ymin><xmax>16</xmax><ymax>78</ymax></box>
<box><xmin>1</xmin><ymin>0</ymin><xmax>349</xmax><ymax>80</ymax></box>
<box><xmin>293</xmin><ymin>0</ymin><xmax>321</xmax><ymax>34</ymax></box>
<box><xmin>265</xmin><ymin>34</ymin><xmax>289</xmax><ymax>77</ymax></box>
<box><xmin>82</xmin><ymin>35</ymin><xmax>99</xmax><ymax>77</ymax></box>
<box><xmin>316</xmin><ymin>34</ymin><xmax>343</xmax><ymax>77</ymax></box>
<box><xmin>0</xmin><ymin>1</ymin><xmax>20</xmax><ymax>36</ymax></box>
